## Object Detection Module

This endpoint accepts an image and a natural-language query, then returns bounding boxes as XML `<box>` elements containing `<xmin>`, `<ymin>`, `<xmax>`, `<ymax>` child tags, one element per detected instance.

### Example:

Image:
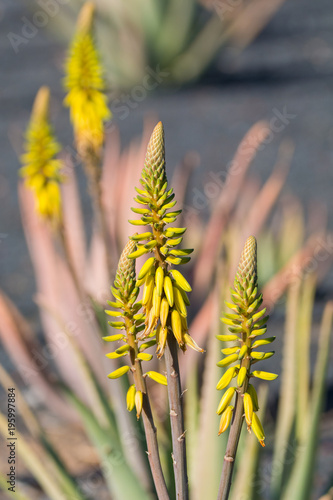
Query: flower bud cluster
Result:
<box><xmin>129</xmin><ymin>122</ymin><xmax>203</xmax><ymax>356</ymax></box>
<box><xmin>216</xmin><ymin>236</ymin><xmax>278</xmax><ymax>446</ymax></box>
<box><xmin>105</xmin><ymin>239</ymin><xmax>167</xmax><ymax>417</ymax></box>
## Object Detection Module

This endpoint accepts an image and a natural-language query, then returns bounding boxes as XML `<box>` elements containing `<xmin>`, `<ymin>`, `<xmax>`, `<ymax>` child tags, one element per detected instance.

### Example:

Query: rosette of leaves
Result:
<box><xmin>104</xmin><ymin>239</ymin><xmax>167</xmax><ymax>418</ymax></box>
<box><xmin>216</xmin><ymin>236</ymin><xmax>278</xmax><ymax>446</ymax></box>
<box><xmin>128</xmin><ymin>121</ymin><xmax>203</xmax><ymax>357</ymax></box>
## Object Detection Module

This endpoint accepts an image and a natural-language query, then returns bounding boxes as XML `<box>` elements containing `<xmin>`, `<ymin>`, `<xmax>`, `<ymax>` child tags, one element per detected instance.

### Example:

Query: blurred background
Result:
<box><xmin>0</xmin><ymin>0</ymin><xmax>333</xmax><ymax>499</ymax></box>
<box><xmin>1</xmin><ymin>0</ymin><xmax>333</xmax><ymax>319</ymax></box>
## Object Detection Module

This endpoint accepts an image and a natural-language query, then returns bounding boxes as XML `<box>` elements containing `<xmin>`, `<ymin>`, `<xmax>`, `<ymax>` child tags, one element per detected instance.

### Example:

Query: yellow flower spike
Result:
<box><xmin>20</xmin><ymin>86</ymin><xmax>63</xmax><ymax>224</ymax></box>
<box><xmin>237</xmin><ymin>366</ymin><xmax>247</xmax><ymax>387</ymax></box>
<box><xmin>221</xmin><ymin>347</ymin><xmax>239</xmax><ymax>355</ymax></box>
<box><xmin>143</xmin><ymin>275</ymin><xmax>155</xmax><ymax>306</ymax></box>
<box><xmin>243</xmin><ymin>392</ymin><xmax>253</xmax><ymax>430</ymax></box>
<box><xmin>180</xmin><ymin>315</ymin><xmax>188</xmax><ymax>333</ymax></box>
<box><xmin>160</xmin><ymin>297</ymin><xmax>169</xmax><ymax>328</ymax></box>
<box><xmin>127</xmin><ymin>385</ymin><xmax>136</xmax><ymax>412</ymax></box>
<box><xmin>216</xmin><ymin>366</ymin><xmax>237</xmax><ymax>390</ymax></box>
<box><xmin>127</xmin><ymin>122</ymin><xmax>201</xmax><ymax>361</ymax></box>
<box><xmin>115</xmin><ymin>344</ymin><xmax>130</xmax><ymax>355</ymax></box>
<box><xmin>252</xmin><ymin>412</ymin><xmax>265</xmax><ymax>447</ymax></box>
<box><xmin>128</xmin><ymin>247</ymin><xmax>149</xmax><ymax>259</ymax></box>
<box><xmin>217</xmin><ymin>236</ymin><xmax>277</xmax><ymax>445</ymax></box>
<box><xmin>170</xmin><ymin>269</ymin><xmax>192</xmax><ymax>292</ymax></box>
<box><xmin>183</xmin><ymin>333</ymin><xmax>205</xmax><ymax>353</ymax></box>
<box><xmin>247</xmin><ymin>384</ymin><xmax>259</xmax><ymax>411</ymax></box>
<box><xmin>171</xmin><ymin>309</ymin><xmax>184</xmax><ymax>346</ymax></box>
<box><xmin>102</xmin><ymin>334</ymin><xmax>125</xmax><ymax>342</ymax></box>
<box><xmin>218</xmin><ymin>406</ymin><xmax>234</xmax><ymax>435</ymax></box>
<box><xmin>152</xmin><ymin>287</ymin><xmax>161</xmax><ymax>318</ymax></box>
<box><xmin>145</xmin><ymin>371</ymin><xmax>168</xmax><ymax>386</ymax></box>
<box><xmin>107</xmin><ymin>365</ymin><xmax>130</xmax><ymax>379</ymax></box>
<box><xmin>164</xmin><ymin>276</ymin><xmax>174</xmax><ymax>307</ymax></box>
<box><xmin>155</xmin><ymin>267</ymin><xmax>164</xmax><ymax>296</ymax></box>
<box><xmin>135</xmin><ymin>390</ymin><xmax>143</xmax><ymax>419</ymax></box>
<box><xmin>63</xmin><ymin>2</ymin><xmax>111</xmax><ymax>157</ymax></box>
<box><xmin>216</xmin><ymin>334</ymin><xmax>239</xmax><ymax>342</ymax></box>
<box><xmin>176</xmin><ymin>285</ymin><xmax>190</xmax><ymax>306</ymax></box>
<box><xmin>251</xmin><ymin>351</ymin><xmax>266</xmax><ymax>360</ymax></box>
<box><xmin>173</xmin><ymin>286</ymin><xmax>187</xmax><ymax>317</ymax></box>
<box><xmin>217</xmin><ymin>354</ymin><xmax>239</xmax><ymax>368</ymax></box>
<box><xmin>156</xmin><ymin>327</ymin><xmax>168</xmax><ymax>358</ymax></box>
<box><xmin>137</xmin><ymin>353</ymin><xmax>153</xmax><ymax>362</ymax></box>
<box><xmin>251</xmin><ymin>371</ymin><xmax>278</xmax><ymax>381</ymax></box>
<box><xmin>217</xmin><ymin>387</ymin><xmax>236</xmax><ymax>415</ymax></box>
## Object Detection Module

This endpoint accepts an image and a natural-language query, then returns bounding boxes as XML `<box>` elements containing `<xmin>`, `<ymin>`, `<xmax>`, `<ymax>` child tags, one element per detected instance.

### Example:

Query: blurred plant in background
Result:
<box><xmin>48</xmin><ymin>0</ymin><xmax>287</xmax><ymax>89</ymax></box>
<box><xmin>1</xmin><ymin>2</ymin><xmax>333</xmax><ymax>500</ymax></box>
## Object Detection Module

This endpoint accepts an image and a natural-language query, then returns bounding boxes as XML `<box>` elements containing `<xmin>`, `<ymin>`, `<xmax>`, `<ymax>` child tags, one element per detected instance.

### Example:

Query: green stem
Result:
<box><xmin>84</xmin><ymin>154</ymin><xmax>113</xmax><ymax>279</ymax></box>
<box><xmin>126</xmin><ymin>318</ymin><xmax>170</xmax><ymax>500</ymax></box>
<box><xmin>217</xmin><ymin>326</ymin><xmax>251</xmax><ymax>500</ymax></box>
<box><xmin>151</xmin><ymin>211</ymin><xmax>189</xmax><ymax>499</ymax></box>
<box><xmin>164</xmin><ymin>333</ymin><xmax>189</xmax><ymax>500</ymax></box>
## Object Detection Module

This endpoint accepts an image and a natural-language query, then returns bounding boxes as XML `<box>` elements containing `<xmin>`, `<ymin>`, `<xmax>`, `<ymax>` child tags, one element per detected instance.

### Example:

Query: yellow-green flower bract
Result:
<box><xmin>20</xmin><ymin>86</ymin><xmax>63</xmax><ymax>223</ymax></box>
<box><xmin>128</xmin><ymin>121</ymin><xmax>203</xmax><ymax>357</ymax></box>
<box><xmin>63</xmin><ymin>2</ymin><xmax>111</xmax><ymax>157</ymax></box>
<box><xmin>105</xmin><ymin>239</ymin><xmax>167</xmax><ymax>413</ymax></box>
<box><xmin>216</xmin><ymin>236</ymin><xmax>277</xmax><ymax>446</ymax></box>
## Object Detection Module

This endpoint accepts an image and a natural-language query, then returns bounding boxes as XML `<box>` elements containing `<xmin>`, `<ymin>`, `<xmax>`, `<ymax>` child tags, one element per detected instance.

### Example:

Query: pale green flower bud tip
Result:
<box><xmin>115</xmin><ymin>239</ymin><xmax>137</xmax><ymax>297</ymax></box>
<box><xmin>31</xmin><ymin>86</ymin><xmax>50</xmax><ymax>123</ymax></box>
<box><xmin>237</xmin><ymin>235</ymin><xmax>257</xmax><ymax>284</ymax></box>
<box><xmin>77</xmin><ymin>1</ymin><xmax>95</xmax><ymax>35</ymax></box>
<box><xmin>141</xmin><ymin>121</ymin><xmax>167</xmax><ymax>197</ymax></box>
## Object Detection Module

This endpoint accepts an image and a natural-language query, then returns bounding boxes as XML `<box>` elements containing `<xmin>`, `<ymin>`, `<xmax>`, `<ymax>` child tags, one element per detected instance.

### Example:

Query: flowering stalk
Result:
<box><xmin>216</xmin><ymin>236</ymin><xmax>278</xmax><ymax>500</ymax></box>
<box><xmin>63</xmin><ymin>1</ymin><xmax>112</xmax><ymax>276</ymax></box>
<box><xmin>20</xmin><ymin>87</ymin><xmax>82</xmax><ymax>292</ymax></box>
<box><xmin>128</xmin><ymin>122</ymin><xmax>203</xmax><ymax>500</ymax></box>
<box><xmin>20</xmin><ymin>86</ymin><xmax>63</xmax><ymax>226</ymax></box>
<box><xmin>105</xmin><ymin>239</ymin><xmax>170</xmax><ymax>500</ymax></box>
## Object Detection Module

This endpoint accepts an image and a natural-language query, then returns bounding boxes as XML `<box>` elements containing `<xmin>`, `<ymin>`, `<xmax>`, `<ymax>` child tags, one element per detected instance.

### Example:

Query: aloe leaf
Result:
<box><xmin>155</xmin><ymin>0</ymin><xmax>195</xmax><ymax>63</ymax></box>
<box><xmin>190</xmin><ymin>309</ymin><xmax>228</xmax><ymax>500</ymax></box>
<box><xmin>282</xmin><ymin>302</ymin><xmax>333</xmax><ymax>500</ymax></box>
<box><xmin>0</xmin><ymin>474</ymin><xmax>31</xmax><ymax>500</ymax></box>
<box><xmin>271</xmin><ymin>282</ymin><xmax>300</xmax><ymax>499</ymax></box>
<box><xmin>40</xmin><ymin>299</ymin><xmax>151</xmax><ymax>489</ymax></box>
<box><xmin>185</xmin><ymin>362</ymin><xmax>200</xmax><ymax>484</ymax></box>
<box><xmin>230</xmin><ymin>384</ymin><xmax>268</xmax><ymax>500</ymax></box>
<box><xmin>296</xmin><ymin>273</ymin><xmax>316</xmax><ymax>441</ymax></box>
<box><xmin>63</xmin><ymin>385</ymin><xmax>152</xmax><ymax>500</ymax></box>
<box><xmin>0</xmin><ymin>365</ymin><xmax>87</xmax><ymax>500</ymax></box>
<box><xmin>0</xmin><ymin>413</ymin><xmax>67</xmax><ymax>500</ymax></box>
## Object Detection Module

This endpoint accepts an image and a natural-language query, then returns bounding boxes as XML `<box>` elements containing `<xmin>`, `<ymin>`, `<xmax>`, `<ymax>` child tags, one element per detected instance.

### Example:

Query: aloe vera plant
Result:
<box><xmin>1</xmin><ymin>3</ymin><xmax>332</xmax><ymax>500</ymax></box>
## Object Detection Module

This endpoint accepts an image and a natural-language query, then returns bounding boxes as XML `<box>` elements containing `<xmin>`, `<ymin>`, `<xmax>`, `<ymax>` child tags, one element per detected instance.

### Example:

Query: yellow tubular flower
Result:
<box><xmin>20</xmin><ymin>86</ymin><xmax>63</xmax><ymax>224</ymax></box>
<box><xmin>216</xmin><ymin>236</ymin><xmax>278</xmax><ymax>445</ymax></box>
<box><xmin>128</xmin><ymin>122</ymin><xmax>203</xmax><ymax>356</ymax></box>
<box><xmin>105</xmin><ymin>239</ymin><xmax>167</xmax><ymax>412</ymax></box>
<box><xmin>63</xmin><ymin>2</ymin><xmax>111</xmax><ymax>157</ymax></box>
